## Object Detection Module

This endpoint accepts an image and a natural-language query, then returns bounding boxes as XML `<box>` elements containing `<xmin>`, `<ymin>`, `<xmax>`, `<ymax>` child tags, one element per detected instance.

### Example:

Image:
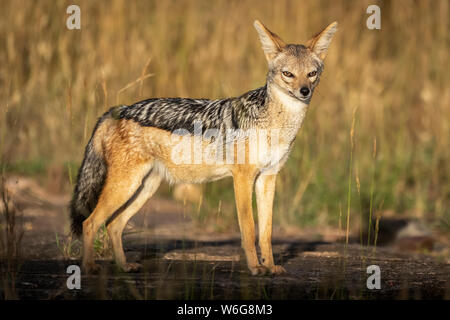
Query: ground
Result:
<box><xmin>1</xmin><ymin>176</ymin><xmax>449</xmax><ymax>299</ymax></box>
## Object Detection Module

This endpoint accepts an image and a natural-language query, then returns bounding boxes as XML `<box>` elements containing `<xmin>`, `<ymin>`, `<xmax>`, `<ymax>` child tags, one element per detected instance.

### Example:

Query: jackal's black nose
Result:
<box><xmin>300</xmin><ymin>87</ymin><xmax>310</xmax><ymax>97</ymax></box>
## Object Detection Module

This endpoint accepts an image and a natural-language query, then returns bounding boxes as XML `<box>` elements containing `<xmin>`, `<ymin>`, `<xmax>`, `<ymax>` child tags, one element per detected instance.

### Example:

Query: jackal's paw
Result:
<box><xmin>268</xmin><ymin>265</ymin><xmax>286</xmax><ymax>275</ymax></box>
<box><xmin>121</xmin><ymin>262</ymin><xmax>142</xmax><ymax>273</ymax></box>
<box><xmin>83</xmin><ymin>263</ymin><xmax>101</xmax><ymax>274</ymax></box>
<box><xmin>248</xmin><ymin>265</ymin><xmax>268</xmax><ymax>276</ymax></box>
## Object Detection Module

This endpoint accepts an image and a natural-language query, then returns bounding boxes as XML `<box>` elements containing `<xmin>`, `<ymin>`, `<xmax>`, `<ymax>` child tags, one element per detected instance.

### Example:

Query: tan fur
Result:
<box><xmin>83</xmin><ymin>117</ymin><xmax>287</xmax><ymax>274</ymax></box>
<box><xmin>306</xmin><ymin>21</ymin><xmax>338</xmax><ymax>60</ymax></box>
<box><xmin>81</xmin><ymin>20</ymin><xmax>337</xmax><ymax>275</ymax></box>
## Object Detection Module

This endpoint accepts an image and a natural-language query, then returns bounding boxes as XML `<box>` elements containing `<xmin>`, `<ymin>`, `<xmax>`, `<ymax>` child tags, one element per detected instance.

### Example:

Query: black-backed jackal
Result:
<box><xmin>71</xmin><ymin>20</ymin><xmax>337</xmax><ymax>275</ymax></box>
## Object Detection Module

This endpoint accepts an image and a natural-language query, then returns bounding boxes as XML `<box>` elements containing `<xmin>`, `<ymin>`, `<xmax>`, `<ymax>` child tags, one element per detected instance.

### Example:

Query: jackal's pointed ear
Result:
<box><xmin>307</xmin><ymin>21</ymin><xmax>338</xmax><ymax>60</ymax></box>
<box><xmin>254</xmin><ymin>20</ymin><xmax>286</xmax><ymax>63</ymax></box>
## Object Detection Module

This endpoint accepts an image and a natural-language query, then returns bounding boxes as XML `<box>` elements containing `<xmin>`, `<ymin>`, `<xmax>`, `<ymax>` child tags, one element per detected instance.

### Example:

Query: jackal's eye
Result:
<box><xmin>307</xmin><ymin>70</ymin><xmax>317</xmax><ymax>78</ymax></box>
<box><xmin>282</xmin><ymin>71</ymin><xmax>294</xmax><ymax>78</ymax></box>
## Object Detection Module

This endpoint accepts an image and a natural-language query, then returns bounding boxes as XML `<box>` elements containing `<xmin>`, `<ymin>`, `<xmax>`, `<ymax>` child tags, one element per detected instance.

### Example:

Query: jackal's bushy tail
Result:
<box><xmin>70</xmin><ymin>117</ymin><xmax>108</xmax><ymax>237</ymax></box>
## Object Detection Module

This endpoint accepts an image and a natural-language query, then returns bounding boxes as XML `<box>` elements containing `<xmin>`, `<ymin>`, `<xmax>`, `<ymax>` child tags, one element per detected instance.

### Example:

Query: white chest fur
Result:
<box><xmin>271</xmin><ymin>86</ymin><xmax>309</xmax><ymax>124</ymax></box>
<box><xmin>259</xmin><ymin>86</ymin><xmax>309</xmax><ymax>173</ymax></box>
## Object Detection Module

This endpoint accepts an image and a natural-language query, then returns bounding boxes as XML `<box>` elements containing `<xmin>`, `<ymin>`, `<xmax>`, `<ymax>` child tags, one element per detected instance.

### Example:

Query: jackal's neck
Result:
<box><xmin>232</xmin><ymin>85</ymin><xmax>269</xmax><ymax>129</ymax></box>
<box><xmin>233</xmin><ymin>81</ymin><xmax>309</xmax><ymax>130</ymax></box>
<box><xmin>235</xmin><ymin>81</ymin><xmax>308</xmax><ymax>130</ymax></box>
<box><xmin>268</xmin><ymin>83</ymin><xmax>309</xmax><ymax>110</ymax></box>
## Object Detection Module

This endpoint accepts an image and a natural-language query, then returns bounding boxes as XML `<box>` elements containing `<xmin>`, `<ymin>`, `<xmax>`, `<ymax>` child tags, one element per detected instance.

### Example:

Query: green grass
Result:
<box><xmin>0</xmin><ymin>159</ymin><xmax>48</xmax><ymax>176</ymax></box>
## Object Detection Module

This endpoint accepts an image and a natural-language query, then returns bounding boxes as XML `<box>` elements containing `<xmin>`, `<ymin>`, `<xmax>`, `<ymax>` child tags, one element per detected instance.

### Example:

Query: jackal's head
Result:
<box><xmin>254</xmin><ymin>20</ymin><xmax>337</xmax><ymax>103</ymax></box>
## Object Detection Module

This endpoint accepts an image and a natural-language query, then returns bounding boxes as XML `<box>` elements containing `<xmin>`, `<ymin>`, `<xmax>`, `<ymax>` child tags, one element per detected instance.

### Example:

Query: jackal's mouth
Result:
<box><xmin>288</xmin><ymin>90</ymin><xmax>311</xmax><ymax>103</ymax></box>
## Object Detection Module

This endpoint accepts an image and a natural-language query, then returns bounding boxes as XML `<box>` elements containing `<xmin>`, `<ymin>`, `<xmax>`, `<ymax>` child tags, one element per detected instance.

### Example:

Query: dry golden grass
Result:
<box><xmin>0</xmin><ymin>0</ymin><xmax>449</xmax><ymax>231</ymax></box>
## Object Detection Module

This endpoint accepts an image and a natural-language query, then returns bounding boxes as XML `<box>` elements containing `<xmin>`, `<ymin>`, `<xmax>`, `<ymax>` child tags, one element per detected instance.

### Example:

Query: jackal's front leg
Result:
<box><xmin>233</xmin><ymin>172</ymin><xmax>265</xmax><ymax>275</ymax></box>
<box><xmin>255</xmin><ymin>173</ymin><xmax>286</xmax><ymax>275</ymax></box>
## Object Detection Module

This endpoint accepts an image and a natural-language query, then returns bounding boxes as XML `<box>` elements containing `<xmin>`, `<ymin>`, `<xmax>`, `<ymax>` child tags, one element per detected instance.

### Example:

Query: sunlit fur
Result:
<box><xmin>71</xmin><ymin>20</ymin><xmax>337</xmax><ymax>275</ymax></box>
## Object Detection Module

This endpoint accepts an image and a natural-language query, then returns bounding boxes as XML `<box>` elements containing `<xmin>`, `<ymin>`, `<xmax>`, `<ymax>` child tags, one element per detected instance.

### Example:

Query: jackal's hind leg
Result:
<box><xmin>82</xmin><ymin>163</ymin><xmax>154</xmax><ymax>273</ymax></box>
<box><xmin>106</xmin><ymin>170</ymin><xmax>162</xmax><ymax>272</ymax></box>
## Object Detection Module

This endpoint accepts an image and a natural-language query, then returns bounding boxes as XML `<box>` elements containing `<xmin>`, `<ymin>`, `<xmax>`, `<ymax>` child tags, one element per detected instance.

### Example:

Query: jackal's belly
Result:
<box><xmin>151</xmin><ymin>139</ymin><xmax>293</xmax><ymax>184</ymax></box>
<box><xmin>141</xmin><ymin>124</ymin><xmax>296</xmax><ymax>183</ymax></box>
<box><xmin>153</xmin><ymin>160</ymin><xmax>232</xmax><ymax>184</ymax></box>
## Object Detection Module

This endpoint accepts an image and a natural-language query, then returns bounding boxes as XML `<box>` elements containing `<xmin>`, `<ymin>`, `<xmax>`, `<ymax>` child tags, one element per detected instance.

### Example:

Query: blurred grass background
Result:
<box><xmin>0</xmin><ymin>0</ymin><xmax>449</xmax><ymax>234</ymax></box>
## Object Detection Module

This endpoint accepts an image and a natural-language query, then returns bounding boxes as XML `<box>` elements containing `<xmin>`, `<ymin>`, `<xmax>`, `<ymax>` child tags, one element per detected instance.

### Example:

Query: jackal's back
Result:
<box><xmin>114</xmin><ymin>86</ymin><xmax>268</xmax><ymax>133</ymax></box>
